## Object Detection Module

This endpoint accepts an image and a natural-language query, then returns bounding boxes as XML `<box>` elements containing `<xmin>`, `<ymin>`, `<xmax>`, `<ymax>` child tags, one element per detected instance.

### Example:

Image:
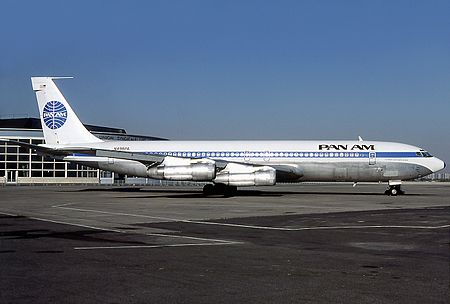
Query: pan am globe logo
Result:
<box><xmin>42</xmin><ymin>101</ymin><xmax>68</xmax><ymax>129</ymax></box>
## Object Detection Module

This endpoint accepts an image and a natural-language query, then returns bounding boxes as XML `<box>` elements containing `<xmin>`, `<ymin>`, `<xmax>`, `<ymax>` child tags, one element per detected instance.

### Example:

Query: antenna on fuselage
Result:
<box><xmin>358</xmin><ymin>136</ymin><xmax>363</xmax><ymax>142</ymax></box>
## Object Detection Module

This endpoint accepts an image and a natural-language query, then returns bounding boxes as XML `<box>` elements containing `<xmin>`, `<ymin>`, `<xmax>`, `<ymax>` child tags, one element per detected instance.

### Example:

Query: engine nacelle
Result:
<box><xmin>214</xmin><ymin>164</ymin><xmax>276</xmax><ymax>186</ymax></box>
<box><xmin>147</xmin><ymin>157</ymin><xmax>215</xmax><ymax>181</ymax></box>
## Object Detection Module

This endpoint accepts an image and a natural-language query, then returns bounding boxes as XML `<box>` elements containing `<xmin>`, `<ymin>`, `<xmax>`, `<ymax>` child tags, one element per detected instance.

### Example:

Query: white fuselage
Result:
<box><xmin>56</xmin><ymin>140</ymin><xmax>445</xmax><ymax>183</ymax></box>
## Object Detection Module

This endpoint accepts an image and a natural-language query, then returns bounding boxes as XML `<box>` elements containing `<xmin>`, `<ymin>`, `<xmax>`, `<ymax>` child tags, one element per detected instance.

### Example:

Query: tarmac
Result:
<box><xmin>0</xmin><ymin>183</ymin><xmax>449</xmax><ymax>303</ymax></box>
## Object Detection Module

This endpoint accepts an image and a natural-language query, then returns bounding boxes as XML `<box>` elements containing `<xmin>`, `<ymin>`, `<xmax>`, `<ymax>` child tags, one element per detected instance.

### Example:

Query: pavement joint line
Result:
<box><xmin>142</xmin><ymin>232</ymin><xmax>240</xmax><ymax>243</ymax></box>
<box><xmin>1</xmin><ymin>210</ymin><xmax>237</xmax><ymax>244</ymax></box>
<box><xmin>28</xmin><ymin>216</ymin><xmax>126</xmax><ymax>233</ymax></box>
<box><xmin>291</xmin><ymin>224</ymin><xmax>450</xmax><ymax>230</ymax></box>
<box><xmin>0</xmin><ymin>211</ymin><xmax>19</xmax><ymax>217</ymax></box>
<box><xmin>74</xmin><ymin>242</ymin><xmax>242</xmax><ymax>250</ymax></box>
<box><xmin>52</xmin><ymin>205</ymin><xmax>450</xmax><ymax>231</ymax></box>
<box><xmin>32</xmin><ymin>217</ymin><xmax>239</xmax><ymax>244</ymax></box>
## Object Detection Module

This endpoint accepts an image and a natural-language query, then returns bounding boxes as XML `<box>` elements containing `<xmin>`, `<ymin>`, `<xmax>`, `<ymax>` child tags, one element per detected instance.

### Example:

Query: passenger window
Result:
<box><xmin>416</xmin><ymin>152</ymin><xmax>422</xmax><ymax>157</ymax></box>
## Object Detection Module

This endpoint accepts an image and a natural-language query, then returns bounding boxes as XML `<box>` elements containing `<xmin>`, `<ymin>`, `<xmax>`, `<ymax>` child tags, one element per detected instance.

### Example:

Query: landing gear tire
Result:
<box><xmin>385</xmin><ymin>185</ymin><xmax>405</xmax><ymax>196</ymax></box>
<box><xmin>202</xmin><ymin>184</ymin><xmax>237</xmax><ymax>197</ymax></box>
<box><xmin>203</xmin><ymin>184</ymin><xmax>215</xmax><ymax>196</ymax></box>
<box><xmin>223</xmin><ymin>185</ymin><xmax>237</xmax><ymax>197</ymax></box>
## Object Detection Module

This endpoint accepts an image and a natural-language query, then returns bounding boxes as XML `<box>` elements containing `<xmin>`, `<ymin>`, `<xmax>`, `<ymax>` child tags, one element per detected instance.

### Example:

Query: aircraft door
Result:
<box><xmin>369</xmin><ymin>152</ymin><xmax>376</xmax><ymax>165</ymax></box>
<box><xmin>244</xmin><ymin>151</ymin><xmax>250</xmax><ymax>162</ymax></box>
<box><xmin>264</xmin><ymin>151</ymin><xmax>270</xmax><ymax>162</ymax></box>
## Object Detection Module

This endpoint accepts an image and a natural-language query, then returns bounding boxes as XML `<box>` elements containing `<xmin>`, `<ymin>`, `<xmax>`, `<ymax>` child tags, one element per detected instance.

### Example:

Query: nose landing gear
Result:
<box><xmin>385</xmin><ymin>183</ymin><xmax>405</xmax><ymax>196</ymax></box>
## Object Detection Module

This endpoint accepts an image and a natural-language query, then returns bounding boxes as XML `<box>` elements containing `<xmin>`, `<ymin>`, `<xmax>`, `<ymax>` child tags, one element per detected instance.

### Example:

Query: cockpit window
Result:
<box><xmin>417</xmin><ymin>151</ymin><xmax>433</xmax><ymax>157</ymax></box>
<box><xmin>423</xmin><ymin>151</ymin><xmax>433</xmax><ymax>157</ymax></box>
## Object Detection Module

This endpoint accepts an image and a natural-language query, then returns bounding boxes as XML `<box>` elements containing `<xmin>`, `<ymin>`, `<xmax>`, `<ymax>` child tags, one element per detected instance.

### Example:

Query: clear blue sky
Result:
<box><xmin>0</xmin><ymin>0</ymin><xmax>449</xmax><ymax>166</ymax></box>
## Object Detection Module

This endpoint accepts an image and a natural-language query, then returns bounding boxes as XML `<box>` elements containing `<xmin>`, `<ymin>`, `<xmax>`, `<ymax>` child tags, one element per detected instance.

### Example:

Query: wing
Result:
<box><xmin>1</xmin><ymin>139</ymin><xmax>304</xmax><ymax>184</ymax></box>
<box><xmin>94</xmin><ymin>149</ymin><xmax>304</xmax><ymax>182</ymax></box>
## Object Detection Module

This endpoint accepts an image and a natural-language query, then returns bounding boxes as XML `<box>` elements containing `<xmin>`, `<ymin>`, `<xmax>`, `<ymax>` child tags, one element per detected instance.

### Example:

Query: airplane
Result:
<box><xmin>2</xmin><ymin>77</ymin><xmax>446</xmax><ymax>196</ymax></box>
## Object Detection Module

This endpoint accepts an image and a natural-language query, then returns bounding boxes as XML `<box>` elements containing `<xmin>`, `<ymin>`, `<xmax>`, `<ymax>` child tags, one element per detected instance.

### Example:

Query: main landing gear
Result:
<box><xmin>385</xmin><ymin>182</ymin><xmax>405</xmax><ymax>196</ymax></box>
<box><xmin>203</xmin><ymin>183</ymin><xmax>238</xmax><ymax>197</ymax></box>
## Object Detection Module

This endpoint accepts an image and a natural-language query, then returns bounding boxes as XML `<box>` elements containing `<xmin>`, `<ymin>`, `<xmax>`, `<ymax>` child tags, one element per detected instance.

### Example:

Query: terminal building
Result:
<box><xmin>0</xmin><ymin>118</ymin><xmax>166</xmax><ymax>185</ymax></box>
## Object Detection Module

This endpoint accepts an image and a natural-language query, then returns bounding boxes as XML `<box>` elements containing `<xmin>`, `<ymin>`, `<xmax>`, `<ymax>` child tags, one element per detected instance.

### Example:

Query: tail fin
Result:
<box><xmin>31</xmin><ymin>77</ymin><xmax>103</xmax><ymax>145</ymax></box>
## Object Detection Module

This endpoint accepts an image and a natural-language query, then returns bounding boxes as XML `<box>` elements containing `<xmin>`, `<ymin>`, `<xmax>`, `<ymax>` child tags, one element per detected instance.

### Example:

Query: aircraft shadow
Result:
<box><xmin>65</xmin><ymin>187</ymin><xmax>431</xmax><ymax>198</ymax></box>
<box><xmin>120</xmin><ymin>190</ymin><xmax>429</xmax><ymax>199</ymax></box>
<box><xmin>72</xmin><ymin>187</ymin><xmax>145</xmax><ymax>193</ymax></box>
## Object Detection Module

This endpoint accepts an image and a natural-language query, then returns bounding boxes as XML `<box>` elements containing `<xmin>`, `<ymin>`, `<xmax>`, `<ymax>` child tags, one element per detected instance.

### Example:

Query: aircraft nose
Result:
<box><xmin>432</xmin><ymin>158</ymin><xmax>446</xmax><ymax>173</ymax></box>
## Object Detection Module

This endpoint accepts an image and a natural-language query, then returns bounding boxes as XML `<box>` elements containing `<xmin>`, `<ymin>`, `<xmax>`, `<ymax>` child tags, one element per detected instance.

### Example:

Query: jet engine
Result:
<box><xmin>147</xmin><ymin>157</ymin><xmax>215</xmax><ymax>181</ymax></box>
<box><xmin>214</xmin><ymin>163</ymin><xmax>276</xmax><ymax>186</ymax></box>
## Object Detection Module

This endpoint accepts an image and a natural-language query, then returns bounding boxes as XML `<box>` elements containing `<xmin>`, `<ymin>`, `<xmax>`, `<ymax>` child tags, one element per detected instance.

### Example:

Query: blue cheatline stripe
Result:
<box><xmin>70</xmin><ymin>151</ymin><xmax>421</xmax><ymax>159</ymax></box>
<box><xmin>138</xmin><ymin>151</ymin><xmax>421</xmax><ymax>159</ymax></box>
